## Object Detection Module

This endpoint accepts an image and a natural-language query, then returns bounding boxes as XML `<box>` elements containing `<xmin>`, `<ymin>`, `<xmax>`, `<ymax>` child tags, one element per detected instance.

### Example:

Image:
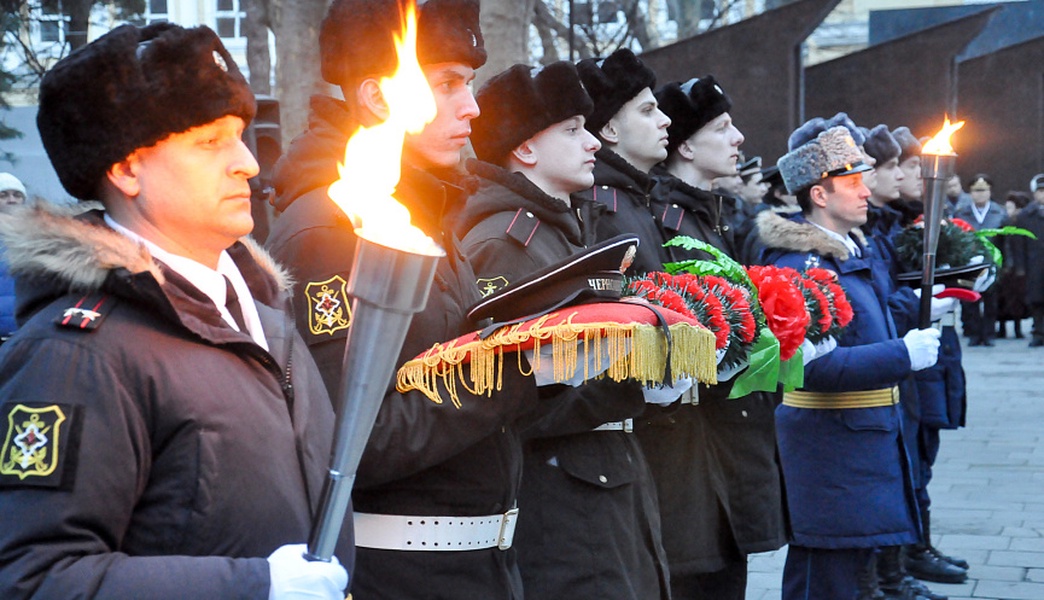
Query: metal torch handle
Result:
<box><xmin>306</xmin><ymin>234</ymin><xmax>442</xmax><ymax>561</ymax></box>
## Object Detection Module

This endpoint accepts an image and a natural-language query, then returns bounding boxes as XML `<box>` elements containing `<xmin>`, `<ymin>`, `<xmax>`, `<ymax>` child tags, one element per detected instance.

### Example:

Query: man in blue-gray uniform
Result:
<box><xmin>757</xmin><ymin>126</ymin><xmax>941</xmax><ymax>599</ymax></box>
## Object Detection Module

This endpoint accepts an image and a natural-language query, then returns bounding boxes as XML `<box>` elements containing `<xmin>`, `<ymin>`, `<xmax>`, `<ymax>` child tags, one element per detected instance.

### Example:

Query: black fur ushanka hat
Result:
<box><xmin>320</xmin><ymin>0</ymin><xmax>486</xmax><ymax>88</ymax></box>
<box><xmin>37</xmin><ymin>23</ymin><xmax>256</xmax><ymax>200</ymax></box>
<box><xmin>655</xmin><ymin>75</ymin><xmax>732</xmax><ymax>154</ymax></box>
<box><xmin>472</xmin><ymin>61</ymin><xmax>593</xmax><ymax>166</ymax></box>
<box><xmin>576</xmin><ymin>48</ymin><xmax>656</xmax><ymax>136</ymax></box>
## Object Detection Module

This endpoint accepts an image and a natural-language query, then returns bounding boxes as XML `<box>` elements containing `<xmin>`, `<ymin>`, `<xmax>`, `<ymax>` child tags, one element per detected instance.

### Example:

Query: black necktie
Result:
<box><xmin>223</xmin><ymin>275</ymin><xmax>248</xmax><ymax>333</ymax></box>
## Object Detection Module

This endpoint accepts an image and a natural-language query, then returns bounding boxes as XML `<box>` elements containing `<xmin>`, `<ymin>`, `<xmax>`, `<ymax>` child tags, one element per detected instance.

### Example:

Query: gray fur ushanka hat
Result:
<box><xmin>472</xmin><ymin>61</ymin><xmax>593</xmax><ymax>166</ymax></box>
<box><xmin>862</xmin><ymin>124</ymin><xmax>901</xmax><ymax>165</ymax></box>
<box><xmin>778</xmin><ymin>126</ymin><xmax>872</xmax><ymax>194</ymax></box>
<box><xmin>37</xmin><ymin>23</ymin><xmax>256</xmax><ymax>200</ymax></box>
<box><xmin>788</xmin><ymin>112</ymin><xmax>865</xmax><ymax>152</ymax></box>
<box><xmin>890</xmin><ymin>126</ymin><xmax>922</xmax><ymax>164</ymax></box>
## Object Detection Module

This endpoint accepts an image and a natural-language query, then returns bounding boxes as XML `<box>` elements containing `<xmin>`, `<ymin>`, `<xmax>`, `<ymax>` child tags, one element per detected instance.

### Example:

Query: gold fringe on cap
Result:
<box><xmin>396</xmin><ymin>310</ymin><xmax>718</xmax><ymax>408</ymax></box>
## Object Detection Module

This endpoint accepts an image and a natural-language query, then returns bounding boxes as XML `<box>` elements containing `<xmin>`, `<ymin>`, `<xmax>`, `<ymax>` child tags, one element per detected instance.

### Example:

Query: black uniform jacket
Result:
<box><xmin>641</xmin><ymin>170</ymin><xmax>787</xmax><ymax>574</ymax></box>
<box><xmin>456</xmin><ymin>161</ymin><xmax>671</xmax><ymax>600</ymax></box>
<box><xmin>572</xmin><ymin>148</ymin><xmax>671</xmax><ymax>275</ymax></box>
<box><xmin>266</xmin><ymin>96</ymin><xmax>538</xmax><ymax>599</ymax></box>
<box><xmin>0</xmin><ymin>206</ymin><xmax>350</xmax><ymax>599</ymax></box>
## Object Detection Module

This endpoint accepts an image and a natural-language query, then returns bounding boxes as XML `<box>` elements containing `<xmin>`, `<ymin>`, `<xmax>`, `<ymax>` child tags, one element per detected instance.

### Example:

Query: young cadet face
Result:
<box><xmin>404</xmin><ymin>62</ymin><xmax>480</xmax><ymax>170</ymax></box>
<box><xmin>898</xmin><ymin>156</ymin><xmax>923</xmax><ymax>200</ymax></box>
<box><xmin>685</xmin><ymin>112</ymin><xmax>745</xmax><ymax>180</ymax></box>
<box><xmin>870</xmin><ymin>156</ymin><xmax>904</xmax><ymax>203</ymax></box>
<box><xmin>815</xmin><ymin>172</ymin><xmax>870</xmax><ymax>234</ymax></box>
<box><xmin>608</xmin><ymin>87</ymin><xmax>671</xmax><ymax>171</ymax></box>
<box><xmin>525</xmin><ymin>115</ymin><xmax>601</xmax><ymax>199</ymax></box>
<box><xmin>120</xmin><ymin>115</ymin><xmax>259</xmax><ymax>267</ymax></box>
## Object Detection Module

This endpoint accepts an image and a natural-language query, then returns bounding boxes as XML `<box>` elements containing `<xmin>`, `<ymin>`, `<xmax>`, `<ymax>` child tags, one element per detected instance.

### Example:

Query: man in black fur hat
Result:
<box><xmin>0</xmin><ymin>23</ymin><xmax>352</xmax><ymax>599</ymax></box>
<box><xmin>459</xmin><ymin>60</ymin><xmax>673</xmax><ymax>600</ymax></box>
<box><xmin>574</xmin><ymin>48</ymin><xmax>673</xmax><ymax>275</ymax></box>
<box><xmin>643</xmin><ymin>75</ymin><xmax>787</xmax><ymax>600</ymax></box>
<box><xmin>264</xmin><ymin>1</ymin><xmax>541</xmax><ymax>598</ymax></box>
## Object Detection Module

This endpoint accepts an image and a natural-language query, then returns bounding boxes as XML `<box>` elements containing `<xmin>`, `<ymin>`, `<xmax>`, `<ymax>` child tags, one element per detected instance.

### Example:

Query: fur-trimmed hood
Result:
<box><xmin>0</xmin><ymin>203</ymin><xmax>290</xmax><ymax>322</ymax></box>
<box><xmin>754</xmin><ymin>210</ymin><xmax>866</xmax><ymax>262</ymax></box>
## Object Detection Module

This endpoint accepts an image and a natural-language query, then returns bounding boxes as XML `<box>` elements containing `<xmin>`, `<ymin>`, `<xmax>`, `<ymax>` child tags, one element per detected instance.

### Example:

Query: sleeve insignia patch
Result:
<box><xmin>1</xmin><ymin>403</ymin><xmax>80</xmax><ymax>488</ymax></box>
<box><xmin>306</xmin><ymin>276</ymin><xmax>352</xmax><ymax>336</ymax></box>
<box><xmin>477</xmin><ymin>276</ymin><xmax>509</xmax><ymax>298</ymax></box>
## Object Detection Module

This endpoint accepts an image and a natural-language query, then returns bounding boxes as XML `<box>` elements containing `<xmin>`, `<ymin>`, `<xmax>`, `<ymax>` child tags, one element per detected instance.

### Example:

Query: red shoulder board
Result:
<box><xmin>55</xmin><ymin>293</ymin><xmax>112</xmax><ymax>331</ymax></box>
<box><xmin>505</xmin><ymin>208</ymin><xmax>541</xmax><ymax>248</ymax></box>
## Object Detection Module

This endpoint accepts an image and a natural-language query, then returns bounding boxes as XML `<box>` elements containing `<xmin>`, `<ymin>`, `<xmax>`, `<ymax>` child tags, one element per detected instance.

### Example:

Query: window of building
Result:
<box><xmin>215</xmin><ymin>0</ymin><xmax>245</xmax><ymax>39</ymax></box>
<box><xmin>145</xmin><ymin>0</ymin><xmax>169</xmax><ymax>25</ymax></box>
<box><xmin>38</xmin><ymin>0</ymin><xmax>65</xmax><ymax>43</ymax></box>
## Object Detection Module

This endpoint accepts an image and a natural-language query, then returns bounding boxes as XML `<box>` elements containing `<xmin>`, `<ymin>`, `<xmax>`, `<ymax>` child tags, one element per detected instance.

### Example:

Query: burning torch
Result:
<box><xmin>918</xmin><ymin>117</ymin><xmax>965</xmax><ymax>329</ymax></box>
<box><xmin>305</xmin><ymin>3</ymin><xmax>444</xmax><ymax>561</ymax></box>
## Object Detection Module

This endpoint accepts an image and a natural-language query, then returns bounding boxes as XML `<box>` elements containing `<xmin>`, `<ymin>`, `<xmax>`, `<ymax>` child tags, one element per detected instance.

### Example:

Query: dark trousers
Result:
<box><xmin>783</xmin><ymin>545</ymin><xmax>874</xmax><ymax>600</ymax></box>
<box><xmin>1032</xmin><ymin>302</ymin><xmax>1044</xmax><ymax>340</ymax></box>
<box><xmin>961</xmin><ymin>288</ymin><xmax>998</xmax><ymax>343</ymax></box>
<box><xmin>670</xmin><ymin>559</ymin><xmax>747</xmax><ymax>600</ymax></box>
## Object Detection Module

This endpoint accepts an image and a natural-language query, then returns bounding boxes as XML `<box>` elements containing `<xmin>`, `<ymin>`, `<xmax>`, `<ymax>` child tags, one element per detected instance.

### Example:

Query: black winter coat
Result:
<box><xmin>572</xmin><ymin>149</ymin><xmax>672</xmax><ymax>274</ymax></box>
<box><xmin>1013</xmin><ymin>202</ymin><xmax>1044</xmax><ymax>305</ymax></box>
<box><xmin>456</xmin><ymin>161</ymin><xmax>671</xmax><ymax>600</ymax></box>
<box><xmin>642</xmin><ymin>171</ymin><xmax>787</xmax><ymax>574</ymax></box>
<box><xmin>0</xmin><ymin>207</ymin><xmax>349</xmax><ymax>599</ymax></box>
<box><xmin>266</xmin><ymin>96</ymin><xmax>538</xmax><ymax>599</ymax></box>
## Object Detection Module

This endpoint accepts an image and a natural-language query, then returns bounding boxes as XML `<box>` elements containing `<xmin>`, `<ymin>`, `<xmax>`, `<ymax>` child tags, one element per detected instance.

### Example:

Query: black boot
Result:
<box><xmin>879</xmin><ymin>546</ymin><xmax>949</xmax><ymax>600</ymax></box>
<box><xmin>916</xmin><ymin>508</ymin><xmax>970</xmax><ymax>571</ymax></box>
<box><xmin>858</xmin><ymin>551</ymin><xmax>886</xmax><ymax>600</ymax></box>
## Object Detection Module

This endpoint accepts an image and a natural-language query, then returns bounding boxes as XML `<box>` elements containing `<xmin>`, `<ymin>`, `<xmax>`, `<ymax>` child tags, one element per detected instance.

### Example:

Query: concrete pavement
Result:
<box><xmin>745</xmin><ymin>318</ymin><xmax>1044</xmax><ymax>600</ymax></box>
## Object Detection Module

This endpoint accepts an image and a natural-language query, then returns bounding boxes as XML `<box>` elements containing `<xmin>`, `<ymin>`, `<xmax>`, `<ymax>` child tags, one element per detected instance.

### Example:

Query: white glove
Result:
<box><xmin>972</xmin><ymin>266</ymin><xmax>996</xmax><ymax>293</ymax></box>
<box><xmin>800</xmin><ymin>339</ymin><xmax>817</xmax><ymax>366</ymax></box>
<box><xmin>914</xmin><ymin>284</ymin><xmax>958</xmax><ymax>321</ymax></box>
<box><xmin>902</xmin><ymin>328</ymin><xmax>941</xmax><ymax>371</ymax></box>
<box><xmin>524</xmin><ymin>338</ymin><xmax>621</xmax><ymax>387</ymax></box>
<box><xmin>801</xmin><ymin>337</ymin><xmax>838</xmax><ymax>366</ymax></box>
<box><xmin>267</xmin><ymin>544</ymin><xmax>348</xmax><ymax>600</ymax></box>
<box><xmin>815</xmin><ymin>336</ymin><xmax>838</xmax><ymax>358</ymax></box>
<box><xmin>642</xmin><ymin>378</ymin><xmax>694</xmax><ymax>405</ymax></box>
<box><xmin>717</xmin><ymin>359</ymin><xmax>746</xmax><ymax>382</ymax></box>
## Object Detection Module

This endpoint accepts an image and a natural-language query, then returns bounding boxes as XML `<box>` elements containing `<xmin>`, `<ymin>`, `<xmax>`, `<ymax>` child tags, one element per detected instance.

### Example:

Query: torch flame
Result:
<box><xmin>921</xmin><ymin>116</ymin><xmax>965</xmax><ymax>156</ymax></box>
<box><xmin>327</xmin><ymin>2</ymin><xmax>442</xmax><ymax>256</ymax></box>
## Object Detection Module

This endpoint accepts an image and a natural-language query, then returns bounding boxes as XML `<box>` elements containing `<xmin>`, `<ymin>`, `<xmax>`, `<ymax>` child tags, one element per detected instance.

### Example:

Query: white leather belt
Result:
<box><xmin>938</xmin><ymin>313</ymin><xmax>956</xmax><ymax>327</ymax></box>
<box><xmin>353</xmin><ymin>509</ymin><xmax>519</xmax><ymax>551</ymax></box>
<box><xmin>592</xmin><ymin>418</ymin><xmax>633</xmax><ymax>432</ymax></box>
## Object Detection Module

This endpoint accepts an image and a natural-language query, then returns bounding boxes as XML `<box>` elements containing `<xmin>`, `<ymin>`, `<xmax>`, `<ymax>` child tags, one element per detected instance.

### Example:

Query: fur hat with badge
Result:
<box><xmin>778</xmin><ymin>126</ymin><xmax>872</xmax><ymax>194</ymax></box>
<box><xmin>471</xmin><ymin>61</ymin><xmax>593</xmax><ymax>166</ymax></box>
<box><xmin>320</xmin><ymin>0</ymin><xmax>486</xmax><ymax>88</ymax></box>
<box><xmin>655</xmin><ymin>75</ymin><xmax>732</xmax><ymax>154</ymax></box>
<box><xmin>890</xmin><ymin>126</ymin><xmax>922</xmax><ymax>164</ymax></box>
<box><xmin>37</xmin><ymin>23</ymin><xmax>255</xmax><ymax>201</ymax></box>
<box><xmin>862</xmin><ymin>124</ymin><xmax>901</xmax><ymax>165</ymax></box>
<box><xmin>576</xmin><ymin>48</ymin><xmax>656</xmax><ymax>136</ymax></box>
<box><xmin>788</xmin><ymin>112</ymin><xmax>866</xmax><ymax>151</ymax></box>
